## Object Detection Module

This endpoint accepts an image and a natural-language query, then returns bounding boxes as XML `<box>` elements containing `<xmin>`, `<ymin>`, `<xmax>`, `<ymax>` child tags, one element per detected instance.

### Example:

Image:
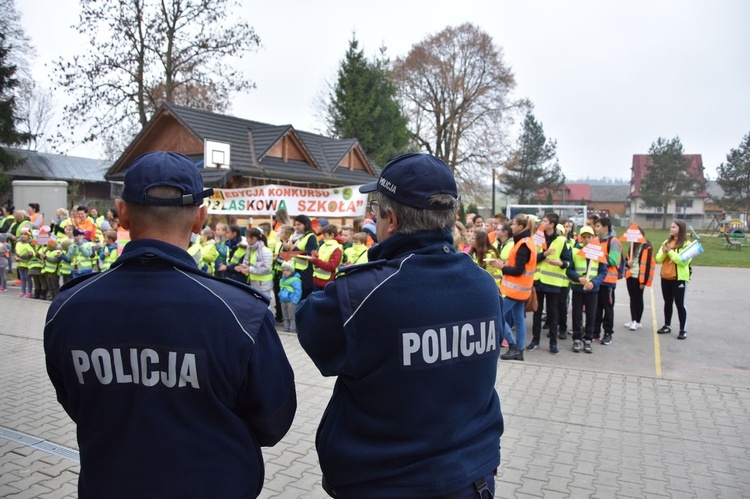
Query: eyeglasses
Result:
<box><xmin>368</xmin><ymin>200</ymin><xmax>379</xmax><ymax>213</ymax></box>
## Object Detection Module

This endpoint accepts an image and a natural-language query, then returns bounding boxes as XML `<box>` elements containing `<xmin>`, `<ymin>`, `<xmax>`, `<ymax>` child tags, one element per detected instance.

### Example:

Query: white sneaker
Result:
<box><xmin>629</xmin><ymin>322</ymin><xmax>638</xmax><ymax>331</ymax></box>
<box><xmin>635</xmin><ymin>322</ymin><xmax>642</xmax><ymax>330</ymax></box>
<box><xmin>624</xmin><ymin>321</ymin><xmax>634</xmax><ymax>328</ymax></box>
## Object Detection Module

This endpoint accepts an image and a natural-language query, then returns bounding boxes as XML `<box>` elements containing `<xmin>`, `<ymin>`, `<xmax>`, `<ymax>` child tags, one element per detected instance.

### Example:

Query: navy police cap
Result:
<box><xmin>120</xmin><ymin>151</ymin><xmax>214</xmax><ymax>207</ymax></box>
<box><xmin>359</xmin><ymin>153</ymin><xmax>458</xmax><ymax>210</ymax></box>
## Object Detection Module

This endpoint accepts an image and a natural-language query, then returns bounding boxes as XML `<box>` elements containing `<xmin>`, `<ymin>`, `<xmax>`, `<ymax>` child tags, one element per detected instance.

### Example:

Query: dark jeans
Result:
<box><xmin>273</xmin><ymin>271</ymin><xmax>283</xmax><ymax>321</ymax></box>
<box><xmin>572</xmin><ymin>291</ymin><xmax>598</xmax><ymax>341</ymax></box>
<box><xmin>661</xmin><ymin>278</ymin><xmax>687</xmax><ymax>330</ymax></box>
<box><xmin>594</xmin><ymin>285</ymin><xmax>615</xmax><ymax>335</ymax></box>
<box><xmin>298</xmin><ymin>267</ymin><xmax>313</xmax><ymax>299</ymax></box>
<box><xmin>532</xmin><ymin>286</ymin><xmax>559</xmax><ymax>345</ymax></box>
<box><xmin>626</xmin><ymin>277</ymin><xmax>645</xmax><ymax>322</ymax></box>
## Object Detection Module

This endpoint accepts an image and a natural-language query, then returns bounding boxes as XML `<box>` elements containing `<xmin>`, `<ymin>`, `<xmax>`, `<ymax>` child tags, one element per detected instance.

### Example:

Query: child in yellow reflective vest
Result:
<box><xmin>99</xmin><ymin>231</ymin><xmax>119</xmax><ymax>271</ymax></box>
<box><xmin>13</xmin><ymin>229</ymin><xmax>34</xmax><ymax>297</ymax></box>
<box><xmin>42</xmin><ymin>239</ymin><xmax>63</xmax><ymax>300</ymax></box>
<box><xmin>342</xmin><ymin>232</ymin><xmax>368</xmax><ymax>267</ymax></box>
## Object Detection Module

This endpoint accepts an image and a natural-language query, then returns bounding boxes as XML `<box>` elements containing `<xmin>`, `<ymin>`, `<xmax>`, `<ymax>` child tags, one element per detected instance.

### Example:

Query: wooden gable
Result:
<box><xmin>110</xmin><ymin>108</ymin><xmax>203</xmax><ymax>176</ymax></box>
<box><xmin>337</xmin><ymin>145</ymin><xmax>371</xmax><ymax>172</ymax></box>
<box><xmin>265</xmin><ymin>131</ymin><xmax>317</xmax><ymax>166</ymax></box>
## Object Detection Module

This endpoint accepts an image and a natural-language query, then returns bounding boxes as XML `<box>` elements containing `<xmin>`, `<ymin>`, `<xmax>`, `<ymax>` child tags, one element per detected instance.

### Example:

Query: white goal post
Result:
<box><xmin>505</xmin><ymin>204</ymin><xmax>588</xmax><ymax>226</ymax></box>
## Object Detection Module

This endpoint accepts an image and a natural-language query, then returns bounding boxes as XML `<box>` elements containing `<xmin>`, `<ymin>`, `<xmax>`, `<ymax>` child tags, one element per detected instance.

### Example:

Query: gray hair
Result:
<box><xmin>124</xmin><ymin>186</ymin><xmax>199</xmax><ymax>232</ymax></box>
<box><xmin>376</xmin><ymin>191</ymin><xmax>457</xmax><ymax>235</ymax></box>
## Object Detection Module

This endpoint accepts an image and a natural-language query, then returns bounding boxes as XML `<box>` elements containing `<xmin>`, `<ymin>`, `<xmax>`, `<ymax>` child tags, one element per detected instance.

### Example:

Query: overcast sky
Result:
<box><xmin>17</xmin><ymin>0</ymin><xmax>750</xmax><ymax>181</ymax></box>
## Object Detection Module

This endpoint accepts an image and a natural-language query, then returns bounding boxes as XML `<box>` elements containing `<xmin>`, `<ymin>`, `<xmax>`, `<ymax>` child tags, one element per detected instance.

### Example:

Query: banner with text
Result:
<box><xmin>206</xmin><ymin>185</ymin><xmax>368</xmax><ymax>217</ymax></box>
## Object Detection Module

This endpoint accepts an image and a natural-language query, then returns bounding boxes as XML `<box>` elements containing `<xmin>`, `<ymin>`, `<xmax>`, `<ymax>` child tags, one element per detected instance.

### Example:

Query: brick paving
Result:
<box><xmin>1</xmin><ymin>281</ymin><xmax>749</xmax><ymax>498</ymax></box>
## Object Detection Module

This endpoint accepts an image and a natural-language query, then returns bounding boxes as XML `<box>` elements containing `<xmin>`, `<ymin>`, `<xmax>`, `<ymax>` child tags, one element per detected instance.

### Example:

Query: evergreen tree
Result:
<box><xmin>501</xmin><ymin>112</ymin><xmax>563</xmax><ymax>204</ymax></box>
<box><xmin>325</xmin><ymin>36</ymin><xmax>409</xmax><ymax>166</ymax></box>
<box><xmin>717</xmin><ymin>131</ymin><xmax>750</xmax><ymax>219</ymax></box>
<box><xmin>640</xmin><ymin>136</ymin><xmax>705</xmax><ymax>229</ymax></box>
<box><xmin>0</xmin><ymin>32</ymin><xmax>33</xmax><ymax>172</ymax></box>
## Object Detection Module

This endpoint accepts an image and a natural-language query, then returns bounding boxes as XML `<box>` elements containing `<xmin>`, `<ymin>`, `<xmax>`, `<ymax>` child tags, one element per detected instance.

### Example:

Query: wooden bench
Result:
<box><xmin>725</xmin><ymin>232</ymin><xmax>742</xmax><ymax>250</ymax></box>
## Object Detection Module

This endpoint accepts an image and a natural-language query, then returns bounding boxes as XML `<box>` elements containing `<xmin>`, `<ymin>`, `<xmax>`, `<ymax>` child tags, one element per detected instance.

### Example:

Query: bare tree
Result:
<box><xmin>54</xmin><ymin>0</ymin><xmax>260</xmax><ymax>152</ymax></box>
<box><xmin>15</xmin><ymin>80</ymin><xmax>56</xmax><ymax>151</ymax></box>
<box><xmin>393</xmin><ymin>23</ymin><xmax>523</xmax><ymax>186</ymax></box>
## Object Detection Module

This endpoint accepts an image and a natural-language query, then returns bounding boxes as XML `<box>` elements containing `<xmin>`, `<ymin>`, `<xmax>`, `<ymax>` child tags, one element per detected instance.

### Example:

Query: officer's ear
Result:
<box><xmin>114</xmin><ymin>199</ymin><xmax>130</xmax><ymax>230</ymax></box>
<box><xmin>384</xmin><ymin>209</ymin><xmax>399</xmax><ymax>236</ymax></box>
<box><xmin>191</xmin><ymin>205</ymin><xmax>208</xmax><ymax>234</ymax></box>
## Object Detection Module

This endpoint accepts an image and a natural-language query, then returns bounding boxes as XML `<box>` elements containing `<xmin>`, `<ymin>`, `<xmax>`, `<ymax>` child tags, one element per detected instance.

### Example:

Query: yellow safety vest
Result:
<box><xmin>248</xmin><ymin>247</ymin><xmax>273</xmax><ymax>281</ymax></box>
<box><xmin>14</xmin><ymin>241</ymin><xmax>34</xmax><ymax>269</ymax></box>
<box><xmin>537</xmin><ymin>235</ymin><xmax>568</xmax><ymax>287</ymax></box>
<box><xmin>28</xmin><ymin>245</ymin><xmax>44</xmax><ymax>270</ymax></box>
<box><xmin>344</xmin><ymin>244</ymin><xmax>368</xmax><ymax>265</ymax></box>
<box><xmin>100</xmin><ymin>245</ymin><xmax>119</xmax><ymax>271</ymax></box>
<box><xmin>74</xmin><ymin>242</ymin><xmax>94</xmax><ymax>271</ymax></box>
<box><xmin>570</xmin><ymin>247</ymin><xmax>599</xmax><ymax>288</ymax></box>
<box><xmin>293</xmin><ymin>233</ymin><xmax>316</xmax><ymax>271</ymax></box>
<box><xmin>312</xmin><ymin>239</ymin><xmax>342</xmax><ymax>281</ymax></box>
<box><xmin>43</xmin><ymin>249</ymin><xmax>63</xmax><ymax>274</ymax></box>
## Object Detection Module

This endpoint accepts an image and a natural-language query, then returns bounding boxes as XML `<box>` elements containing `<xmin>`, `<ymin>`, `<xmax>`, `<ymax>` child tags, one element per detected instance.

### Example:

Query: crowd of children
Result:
<box><xmin>2</xmin><ymin>202</ymin><xmax>690</xmax><ymax>346</ymax></box>
<box><xmin>147</xmin><ymin>209</ymin><xmax>373</xmax><ymax>332</ymax></box>
<box><xmin>459</xmin><ymin>211</ymin><xmax>678</xmax><ymax>360</ymax></box>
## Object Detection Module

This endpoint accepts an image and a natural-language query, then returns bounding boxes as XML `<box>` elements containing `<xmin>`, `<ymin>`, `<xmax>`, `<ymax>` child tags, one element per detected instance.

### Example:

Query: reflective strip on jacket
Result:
<box><xmin>500</xmin><ymin>237</ymin><xmax>537</xmax><ymax>300</ymax></box>
<box><xmin>313</xmin><ymin>239</ymin><xmax>342</xmax><ymax>281</ymax></box>
<box><xmin>15</xmin><ymin>241</ymin><xmax>34</xmax><ymax>268</ymax></box>
<box><xmin>43</xmin><ymin>249</ymin><xmax>63</xmax><ymax>274</ymax></box>
<box><xmin>293</xmin><ymin>233</ymin><xmax>316</xmax><ymax>271</ymax></box>
<box><xmin>537</xmin><ymin>235</ymin><xmax>568</xmax><ymax>287</ymax></box>
<box><xmin>602</xmin><ymin>236</ymin><xmax>622</xmax><ymax>284</ymax></box>
<box><xmin>625</xmin><ymin>243</ymin><xmax>655</xmax><ymax>287</ymax></box>
<box><xmin>99</xmin><ymin>245</ymin><xmax>119</xmax><ymax>271</ymax></box>
<box><xmin>569</xmin><ymin>250</ymin><xmax>599</xmax><ymax>288</ymax></box>
<box><xmin>248</xmin><ymin>246</ymin><xmax>273</xmax><ymax>282</ymax></box>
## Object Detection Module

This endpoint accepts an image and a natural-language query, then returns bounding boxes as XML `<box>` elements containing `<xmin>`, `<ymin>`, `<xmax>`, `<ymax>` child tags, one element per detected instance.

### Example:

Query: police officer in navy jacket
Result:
<box><xmin>297</xmin><ymin>153</ymin><xmax>504</xmax><ymax>498</ymax></box>
<box><xmin>44</xmin><ymin>151</ymin><xmax>296</xmax><ymax>498</ymax></box>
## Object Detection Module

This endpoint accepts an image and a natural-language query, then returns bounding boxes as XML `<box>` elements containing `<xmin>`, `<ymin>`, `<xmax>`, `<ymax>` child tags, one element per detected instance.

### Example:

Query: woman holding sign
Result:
<box><xmin>655</xmin><ymin>220</ymin><xmax>692</xmax><ymax>340</ymax></box>
<box><xmin>623</xmin><ymin>226</ymin><xmax>655</xmax><ymax>331</ymax></box>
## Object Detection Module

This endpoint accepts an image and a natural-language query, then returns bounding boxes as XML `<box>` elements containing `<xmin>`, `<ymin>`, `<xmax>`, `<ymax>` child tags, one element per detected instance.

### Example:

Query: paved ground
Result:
<box><xmin>1</xmin><ymin>267</ymin><xmax>749</xmax><ymax>498</ymax></box>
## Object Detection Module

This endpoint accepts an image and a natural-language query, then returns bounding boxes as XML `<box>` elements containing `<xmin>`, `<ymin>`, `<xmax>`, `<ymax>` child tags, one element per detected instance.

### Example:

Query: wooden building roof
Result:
<box><xmin>106</xmin><ymin>103</ymin><xmax>379</xmax><ymax>187</ymax></box>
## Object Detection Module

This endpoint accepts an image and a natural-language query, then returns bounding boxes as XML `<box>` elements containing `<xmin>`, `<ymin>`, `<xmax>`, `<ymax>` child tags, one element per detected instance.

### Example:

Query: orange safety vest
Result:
<box><xmin>500</xmin><ymin>237</ymin><xmax>537</xmax><ymax>301</ymax></box>
<box><xmin>602</xmin><ymin>236</ymin><xmax>621</xmax><ymax>284</ymax></box>
<box><xmin>625</xmin><ymin>244</ymin><xmax>655</xmax><ymax>287</ymax></box>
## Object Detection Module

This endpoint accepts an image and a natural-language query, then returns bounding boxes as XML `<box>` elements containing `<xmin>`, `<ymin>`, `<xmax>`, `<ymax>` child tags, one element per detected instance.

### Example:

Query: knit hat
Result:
<box><xmin>281</xmin><ymin>261</ymin><xmax>294</xmax><ymax>272</ymax></box>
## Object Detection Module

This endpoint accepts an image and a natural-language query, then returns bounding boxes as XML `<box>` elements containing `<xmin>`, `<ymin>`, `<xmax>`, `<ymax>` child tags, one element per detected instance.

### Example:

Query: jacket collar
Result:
<box><xmin>367</xmin><ymin>228</ymin><xmax>455</xmax><ymax>261</ymax></box>
<box><xmin>115</xmin><ymin>238</ymin><xmax>199</xmax><ymax>271</ymax></box>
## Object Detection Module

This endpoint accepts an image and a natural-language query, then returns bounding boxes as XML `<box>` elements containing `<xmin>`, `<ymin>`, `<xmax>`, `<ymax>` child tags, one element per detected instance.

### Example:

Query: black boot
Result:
<box><xmin>500</xmin><ymin>344</ymin><xmax>524</xmax><ymax>361</ymax></box>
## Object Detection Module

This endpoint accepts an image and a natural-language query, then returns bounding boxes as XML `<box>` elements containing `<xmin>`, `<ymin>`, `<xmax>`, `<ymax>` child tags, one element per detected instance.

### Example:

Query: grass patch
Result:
<box><xmin>620</xmin><ymin>228</ymin><xmax>750</xmax><ymax>268</ymax></box>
